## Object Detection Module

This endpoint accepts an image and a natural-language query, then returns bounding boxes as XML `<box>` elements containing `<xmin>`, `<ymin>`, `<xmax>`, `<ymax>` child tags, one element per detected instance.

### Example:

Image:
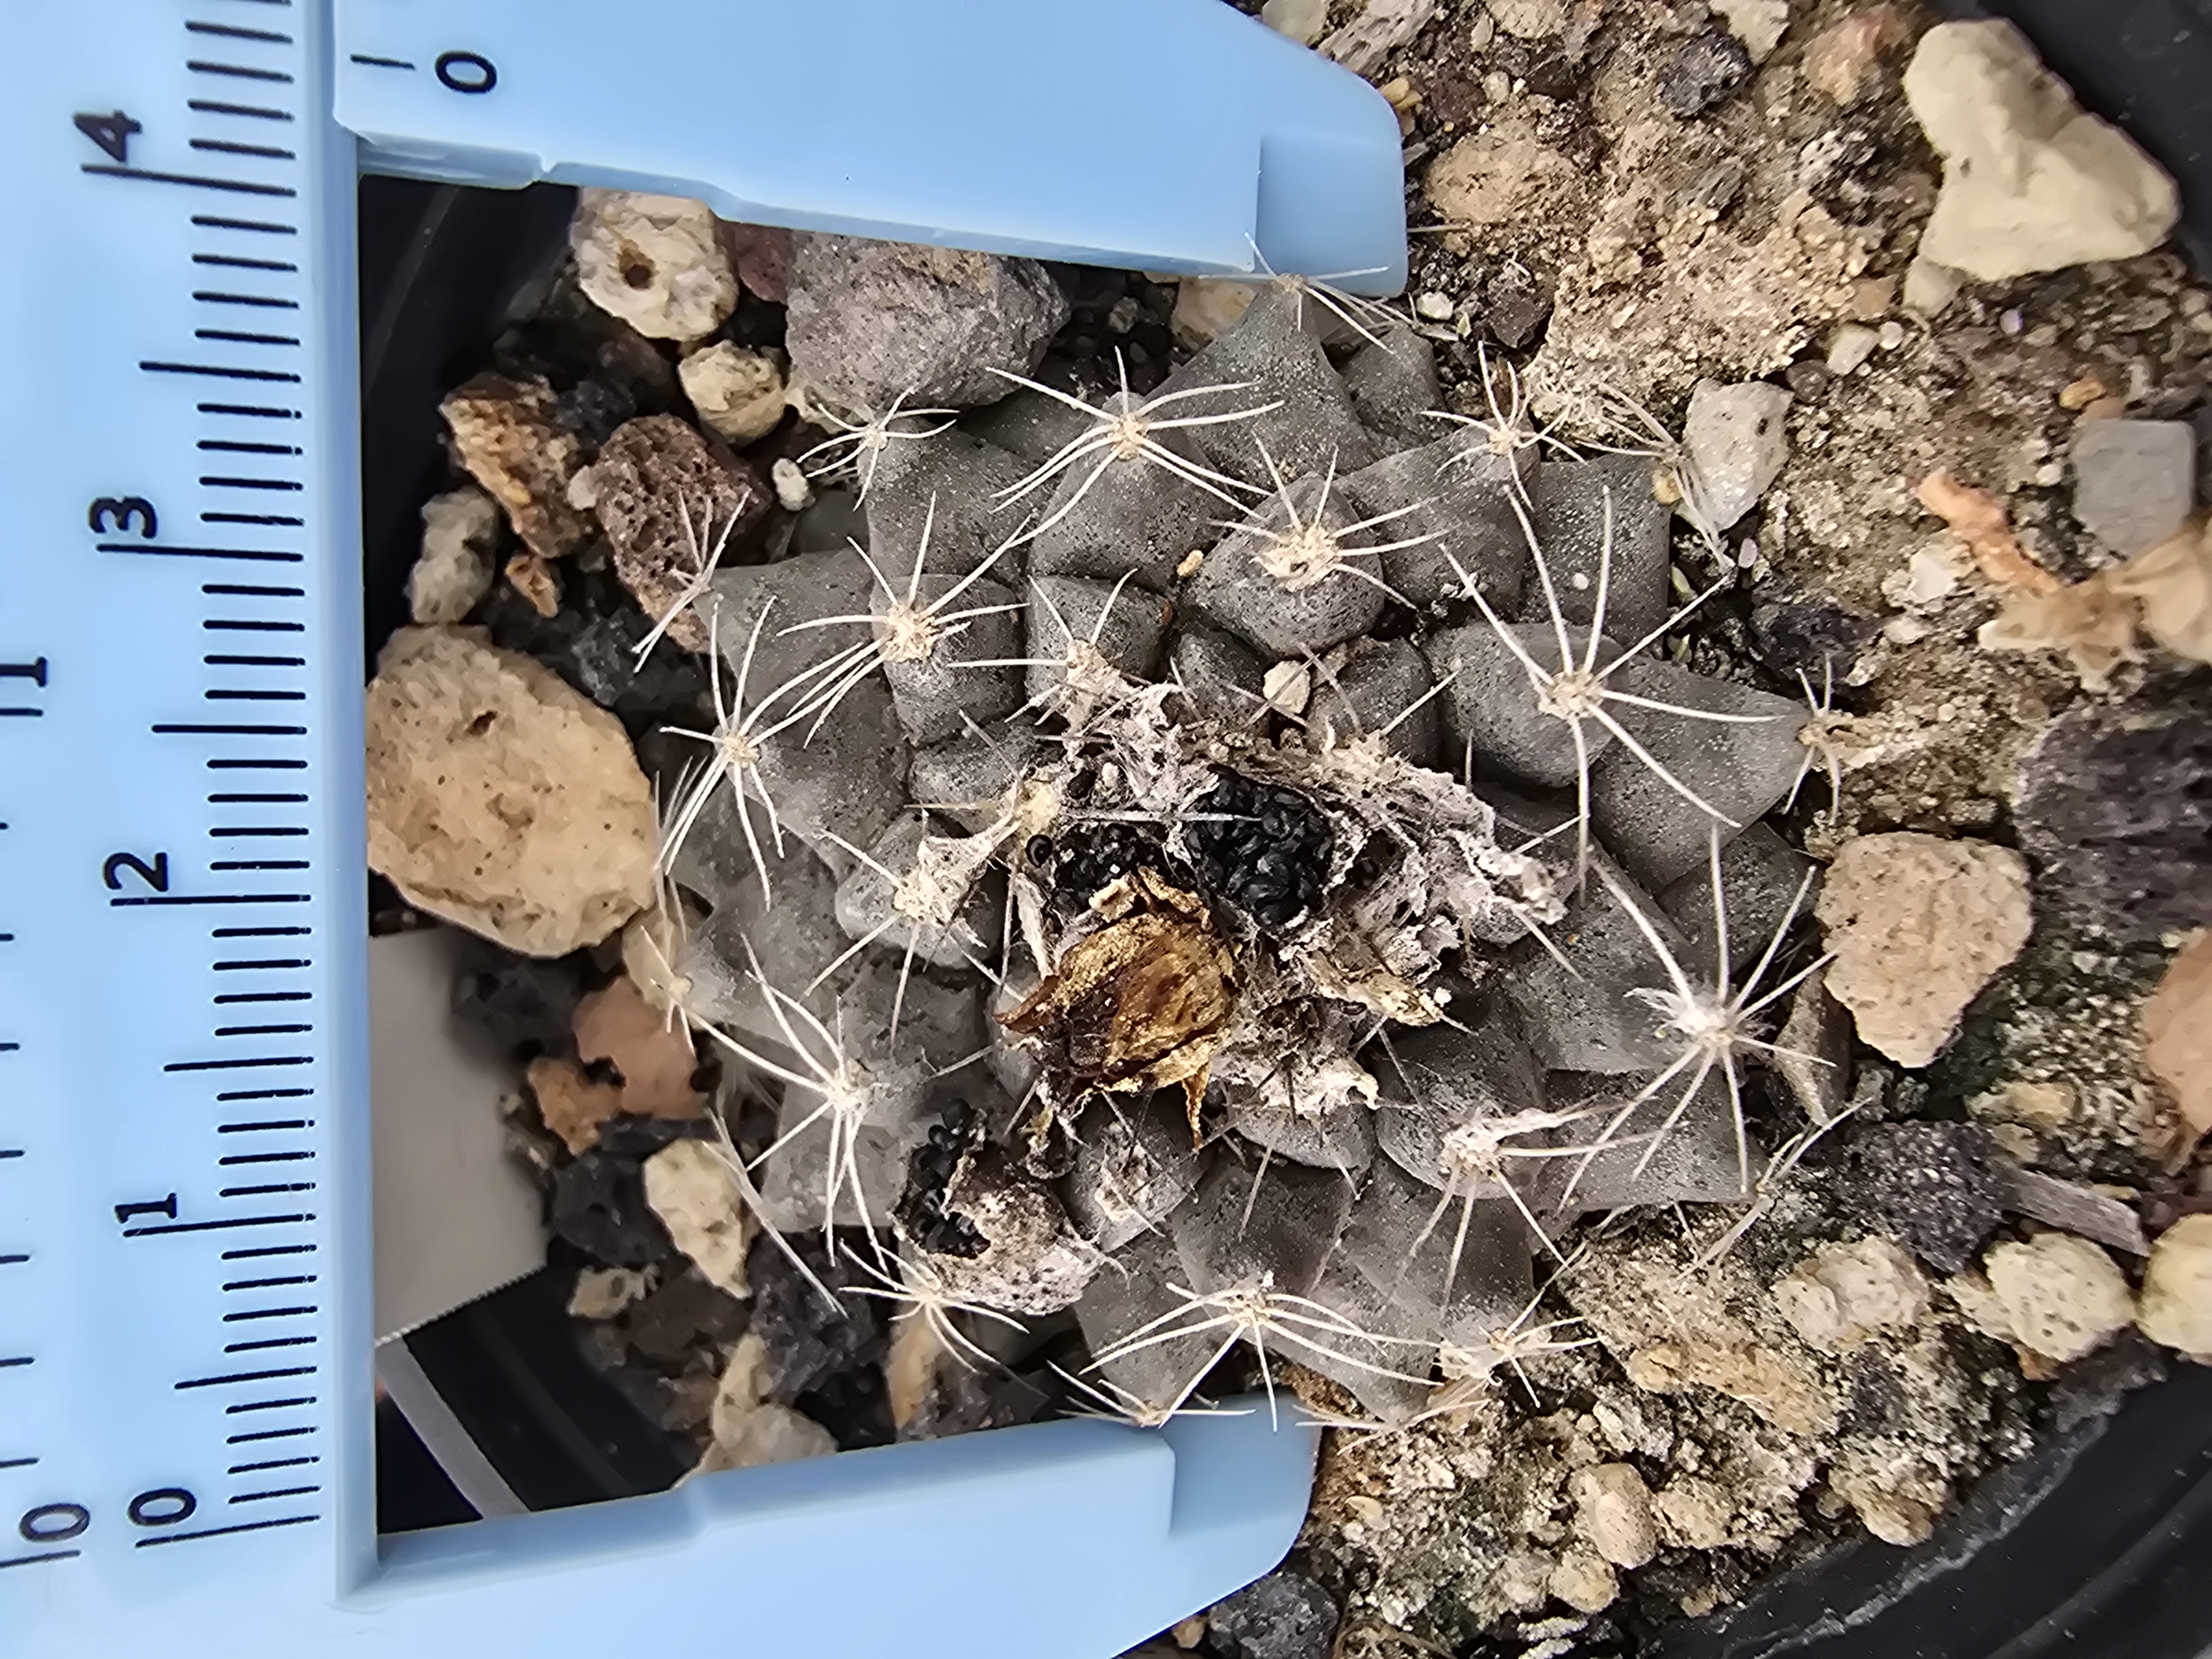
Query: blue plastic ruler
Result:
<box><xmin>0</xmin><ymin>3</ymin><xmax>1399</xmax><ymax>1653</ymax></box>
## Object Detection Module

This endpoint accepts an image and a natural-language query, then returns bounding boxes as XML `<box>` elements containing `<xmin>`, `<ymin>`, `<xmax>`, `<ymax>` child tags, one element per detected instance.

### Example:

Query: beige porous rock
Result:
<box><xmin>2139</xmin><ymin>1214</ymin><xmax>2212</xmax><ymax>1360</ymax></box>
<box><xmin>1653</xmin><ymin>1479</ymin><xmax>1732</xmax><ymax>1550</ymax></box>
<box><xmin>695</xmin><ymin>1334</ymin><xmax>837</xmax><ymax>1477</ymax></box>
<box><xmin>1570</xmin><ymin>1462</ymin><xmax>1659</xmax><ymax>1568</ymax></box>
<box><xmin>1548</xmin><ymin>1548</ymin><xmax>1619</xmax><ymax>1613</ymax></box>
<box><xmin>1830</xmin><ymin>1455</ymin><xmax>1949</xmax><ymax>1546</ymax></box>
<box><xmin>1815</xmin><ymin>833</ymin><xmax>2033</xmax><ymax>1068</ymax></box>
<box><xmin>571</xmin><ymin>187</ymin><xmax>738</xmax><ymax>343</ymax></box>
<box><xmin>679</xmin><ymin>341</ymin><xmax>787</xmax><ymax>447</ymax></box>
<box><xmin>644</xmin><ymin>1140</ymin><xmax>754</xmax><ymax>1299</ymax></box>
<box><xmin>1424</xmin><ymin>117</ymin><xmax>1579</xmax><ymax>235</ymax></box>
<box><xmin>440</xmin><ymin>372</ymin><xmax>592</xmax><ymax>561</ymax></box>
<box><xmin>1170</xmin><ymin>278</ymin><xmax>1261</xmax><ymax>349</ymax></box>
<box><xmin>1904</xmin><ymin>20</ymin><xmax>2179</xmax><ymax>280</ymax></box>
<box><xmin>1773</xmin><ymin>1237</ymin><xmax>1931</xmax><ymax>1353</ymax></box>
<box><xmin>407</xmin><ymin>486</ymin><xmax>502</xmax><ymax>624</ymax></box>
<box><xmin>366</xmin><ymin>627</ymin><xmax>654</xmax><ymax>956</ymax></box>
<box><xmin>1984</xmin><ymin>1233</ymin><xmax>2133</xmax><ymax>1363</ymax></box>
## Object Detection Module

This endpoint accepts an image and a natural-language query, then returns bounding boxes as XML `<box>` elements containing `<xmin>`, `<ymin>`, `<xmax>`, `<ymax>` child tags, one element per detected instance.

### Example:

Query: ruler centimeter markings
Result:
<box><xmin>2</xmin><ymin>1</ymin><xmax>331</xmax><ymax>1577</ymax></box>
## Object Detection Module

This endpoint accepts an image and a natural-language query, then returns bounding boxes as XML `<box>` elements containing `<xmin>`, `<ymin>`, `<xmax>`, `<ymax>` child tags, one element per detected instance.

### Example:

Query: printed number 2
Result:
<box><xmin>73</xmin><ymin>111</ymin><xmax>141</xmax><ymax>165</ymax></box>
<box><xmin>103</xmin><ymin>852</ymin><xmax>170</xmax><ymax>894</ymax></box>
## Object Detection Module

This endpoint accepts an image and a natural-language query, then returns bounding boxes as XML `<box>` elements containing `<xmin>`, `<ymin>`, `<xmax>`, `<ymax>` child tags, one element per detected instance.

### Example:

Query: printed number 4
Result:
<box><xmin>74</xmin><ymin>111</ymin><xmax>141</xmax><ymax>165</ymax></box>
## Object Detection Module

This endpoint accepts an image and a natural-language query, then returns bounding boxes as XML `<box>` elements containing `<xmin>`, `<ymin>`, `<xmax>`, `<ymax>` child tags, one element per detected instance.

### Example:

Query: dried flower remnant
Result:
<box><xmin>1000</xmin><ymin>870</ymin><xmax>1240</xmax><ymax>1144</ymax></box>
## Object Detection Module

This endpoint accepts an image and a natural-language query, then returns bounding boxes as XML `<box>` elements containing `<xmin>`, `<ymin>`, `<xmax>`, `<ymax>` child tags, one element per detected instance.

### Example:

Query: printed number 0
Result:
<box><xmin>129</xmin><ymin>1489</ymin><xmax>197</xmax><ymax>1528</ymax></box>
<box><xmin>19</xmin><ymin>1503</ymin><xmax>90</xmax><ymax>1544</ymax></box>
<box><xmin>434</xmin><ymin>51</ymin><xmax>497</xmax><ymax>93</ymax></box>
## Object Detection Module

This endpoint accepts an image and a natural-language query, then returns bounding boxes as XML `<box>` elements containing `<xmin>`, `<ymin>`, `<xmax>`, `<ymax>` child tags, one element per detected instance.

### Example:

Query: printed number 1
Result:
<box><xmin>72</xmin><ymin>111</ymin><xmax>140</xmax><ymax>165</ymax></box>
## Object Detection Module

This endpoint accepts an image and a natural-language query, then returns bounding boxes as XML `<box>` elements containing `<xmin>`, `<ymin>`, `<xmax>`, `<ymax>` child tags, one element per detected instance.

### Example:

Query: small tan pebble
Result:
<box><xmin>1485</xmin><ymin>0</ymin><xmax>1564</xmax><ymax>41</ymax></box>
<box><xmin>1815</xmin><ymin>833</ymin><xmax>2034</xmax><ymax>1070</ymax></box>
<box><xmin>679</xmin><ymin>341</ymin><xmax>787</xmax><ymax>447</ymax></box>
<box><xmin>1414</xmin><ymin>290</ymin><xmax>1457</xmax><ymax>320</ymax></box>
<box><xmin>441</xmin><ymin>372</ymin><xmax>592</xmax><ymax>560</ymax></box>
<box><xmin>1773</xmin><ymin>1237</ymin><xmax>1931</xmax><ymax>1353</ymax></box>
<box><xmin>1262</xmin><ymin>660</ymin><xmax>1312</xmax><ymax>716</ymax></box>
<box><xmin>1803</xmin><ymin>5</ymin><xmax>1909</xmax><ymax>104</ymax></box>
<box><xmin>695</xmin><ymin>1335</ymin><xmax>837</xmax><ymax>1477</ymax></box>
<box><xmin>1985</xmin><ymin>1233</ymin><xmax>2134</xmax><ymax>1363</ymax></box>
<box><xmin>2001</xmin><ymin>1079</ymin><xmax>2077</xmax><ymax>1127</ymax></box>
<box><xmin>570</xmin><ymin>187</ymin><xmax>737</xmax><ymax>343</ymax></box>
<box><xmin>526</xmin><ymin>1055</ymin><xmax>627</xmax><ymax>1155</ymax></box>
<box><xmin>568</xmin><ymin>1266</ymin><xmax>651</xmax><ymax>1321</ymax></box>
<box><xmin>1654</xmin><ymin>1480</ymin><xmax>1731</xmax><ymax>1550</ymax></box>
<box><xmin>1713</xmin><ymin>0</ymin><xmax>1790</xmax><ymax>62</ymax></box>
<box><xmin>1833</xmin><ymin>1464</ymin><xmax>1947</xmax><ymax>1546</ymax></box>
<box><xmin>2080</xmin><ymin>395</ymin><xmax>2129</xmax><ymax>422</ymax></box>
<box><xmin>1260</xmin><ymin>0</ymin><xmax>1329</xmax><ymax>44</ymax></box>
<box><xmin>2140</xmin><ymin>1214</ymin><xmax>2212</xmax><ymax>1359</ymax></box>
<box><xmin>1549</xmin><ymin>1550</ymin><xmax>1619</xmax><ymax>1614</ymax></box>
<box><xmin>1678</xmin><ymin>1583</ymin><xmax>1731</xmax><ymax>1619</ymax></box>
<box><xmin>770</xmin><ymin>456</ymin><xmax>814</xmax><ymax>513</ymax></box>
<box><xmin>1945</xmin><ymin>1269</ymin><xmax>2017</xmax><ymax>1343</ymax></box>
<box><xmin>1175</xmin><ymin>549</ymin><xmax>1204</xmax><ymax>580</ymax></box>
<box><xmin>1570</xmin><ymin>1463</ymin><xmax>1658</xmax><ymax>1569</ymax></box>
<box><xmin>2059</xmin><ymin>375</ymin><xmax>2111</xmax><ymax>411</ymax></box>
<box><xmin>1498</xmin><ymin>1551</ymin><xmax>1557</xmax><ymax>1613</ymax></box>
<box><xmin>1170</xmin><ymin>277</ymin><xmax>1260</xmax><ymax>349</ymax></box>
<box><xmin>1848</xmin><ymin>275</ymin><xmax>1899</xmax><ymax>320</ymax></box>
<box><xmin>643</xmin><ymin>1140</ymin><xmax>754</xmax><ymax>1298</ymax></box>
<box><xmin>2143</xmin><ymin>932</ymin><xmax>2212</xmax><ymax>1144</ymax></box>
<box><xmin>1876</xmin><ymin>320</ymin><xmax>1907</xmax><ymax>349</ymax></box>
<box><xmin>503</xmin><ymin>551</ymin><xmax>561</xmax><ymax>618</ymax></box>
<box><xmin>1827</xmin><ymin>323</ymin><xmax>1880</xmax><ymax>375</ymax></box>
<box><xmin>1378</xmin><ymin>74</ymin><xmax>1418</xmax><ymax>109</ymax></box>
<box><xmin>1170</xmin><ymin>1612</ymin><xmax>1209</xmax><ymax>1648</ymax></box>
<box><xmin>1344</xmin><ymin>1494</ymin><xmax>1384</xmax><ymax>1525</ymax></box>
<box><xmin>574</xmin><ymin>975</ymin><xmax>705</xmax><ymax>1120</ymax></box>
<box><xmin>408</xmin><ymin>487</ymin><xmax>502</xmax><ymax>624</ymax></box>
<box><xmin>365</xmin><ymin>627</ymin><xmax>655</xmax><ymax>957</ymax></box>
<box><xmin>1901</xmin><ymin>254</ymin><xmax>1965</xmax><ymax>319</ymax></box>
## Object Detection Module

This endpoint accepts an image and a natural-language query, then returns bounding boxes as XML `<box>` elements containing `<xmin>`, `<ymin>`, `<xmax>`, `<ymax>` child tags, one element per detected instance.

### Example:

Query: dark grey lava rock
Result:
<box><xmin>623</xmin><ymin>1264</ymin><xmax>750</xmax><ymax>1367</ymax></box>
<box><xmin>784</xmin><ymin>234</ymin><xmax>1068</xmax><ymax>409</ymax></box>
<box><xmin>2015</xmin><ymin>685</ymin><xmax>2212</xmax><ymax>944</ymax></box>
<box><xmin>1749</xmin><ymin>588</ymin><xmax>1881</xmax><ymax>682</ymax></box>
<box><xmin>745</xmin><ymin>1231</ymin><xmax>888</xmax><ymax>1403</ymax></box>
<box><xmin>1840</xmin><ymin>1121</ymin><xmax>2005</xmax><ymax>1274</ymax></box>
<box><xmin>551</xmin><ymin>1150</ymin><xmax>675</xmax><ymax>1267</ymax></box>
<box><xmin>477</xmin><ymin>565</ymin><xmax>708</xmax><ymax>731</ymax></box>
<box><xmin>1658</xmin><ymin>32</ymin><xmax>1752</xmax><ymax>117</ymax></box>
<box><xmin>451</xmin><ymin>936</ymin><xmax>587</xmax><ymax>1059</ymax></box>
<box><xmin>1206</xmin><ymin>1571</ymin><xmax>1341</xmax><ymax>1659</ymax></box>
<box><xmin>1485</xmin><ymin>262</ymin><xmax>1554</xmax><ymax>349</ymax></box>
